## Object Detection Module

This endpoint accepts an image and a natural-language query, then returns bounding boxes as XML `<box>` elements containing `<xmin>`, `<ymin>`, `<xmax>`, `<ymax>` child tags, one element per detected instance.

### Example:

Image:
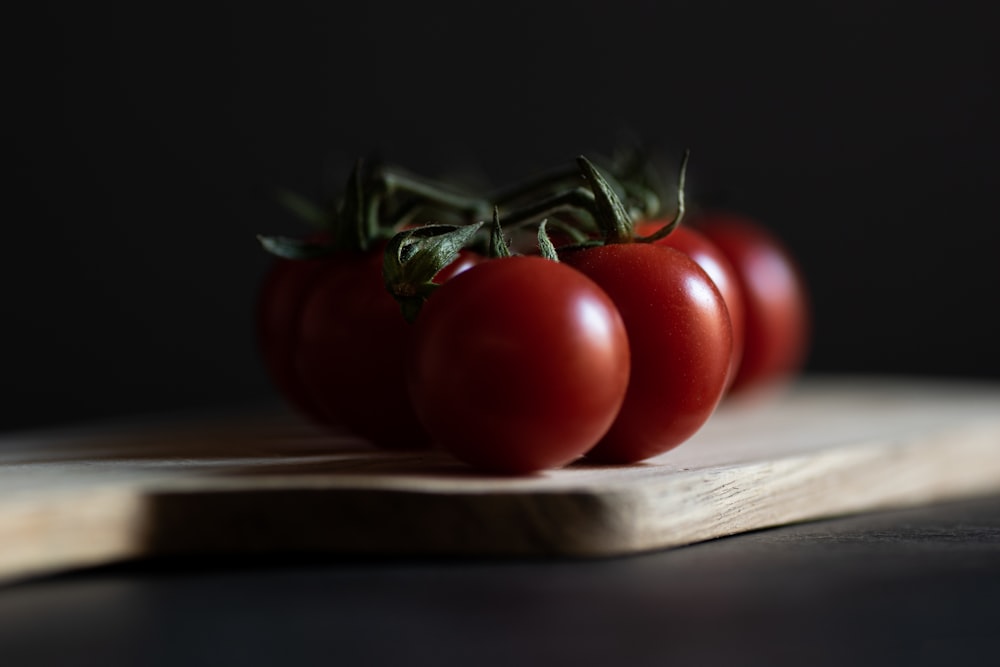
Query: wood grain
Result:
<box><xmin>2</xmin><ymin>376</ymin><xmax>999</xmax><ymax>584</ymax></box>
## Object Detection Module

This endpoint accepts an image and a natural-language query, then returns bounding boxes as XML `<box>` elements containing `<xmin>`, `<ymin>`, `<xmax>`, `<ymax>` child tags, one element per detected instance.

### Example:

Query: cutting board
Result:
<box><xmin>2</xmin><ymin>376</ymin><xmax>999</xmax><ymax>584</ymax></box>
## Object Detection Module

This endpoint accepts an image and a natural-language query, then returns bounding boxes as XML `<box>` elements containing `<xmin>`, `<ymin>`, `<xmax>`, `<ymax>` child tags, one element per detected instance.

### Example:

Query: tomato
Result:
<box><xmin>256</xmin><ymin>245</ymin><xmax>336</xmax><ymax>426</ymax></box>
<box><xmin>635</xmin><ymin>222</ymin><xmax>746</xmax><ymax>391</ymax></box>
<box><xmin>691</xmin><ymin>212</ymin><xmax>810</xmax><ymax>395</ymax></box>
<box><xmin>407</xmin><ymin>256</ymin><xmax>631</xmax><ymax>474</ymax></box>
<box><xmin>259</xmin><ymin>242</ymin><xmax>479</xmax><ymax>447</ymax></box>
<box><xmin>562</xmin><ymin>243</ymin><xmax>733</xmax><ymax>463</ymax></box>
<box><xmin>293</xmin><ymin>248</ymin><xmax>423</xmax><ymax>447</ymax></box>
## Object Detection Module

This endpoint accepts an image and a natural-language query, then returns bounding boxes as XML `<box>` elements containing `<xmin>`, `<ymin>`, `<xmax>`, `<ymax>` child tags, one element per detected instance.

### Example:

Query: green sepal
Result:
<box><xmin>383</xmin><ymin>222</ymin><xmax>484</xmax><ymax>322</ymax></box>
<box><xmin>577</xmin><ymin>155</ymin><xmax>635</xmax><ymax>245</ymax></box>
<box><xmin>537</xmin><ymin>220</ymin><xmax>559</xmax><ymax>262</ymax></box>
<box><xmin>487</xmin><ymin>163</ymin><xmax>582</xmax><ymax>211</ymax></box>
<box><xmin>489</xmin><ymin>207</ymin><xmax>512</xmax><ymax>259</ymax></box>
<box><xmin>257</xmin><ymin>234</ymin><xmax>336</xmax><ymax>260</ymax></box>
<box><xmin>336</xmin><ymin>158</ymin><xmax>383</xmax><ymax>253</ymax></box>
<box><xmin>380</xmin><ymin>165</ymin><xmax>489</xmax><ymax>221</ymax></box>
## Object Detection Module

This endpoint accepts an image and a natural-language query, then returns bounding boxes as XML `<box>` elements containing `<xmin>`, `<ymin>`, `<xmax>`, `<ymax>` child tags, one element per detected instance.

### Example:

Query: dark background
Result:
<box><xmin>4</xmin><ymin>1</ymin><xmax>999</xmax><ymax>431</ymax></box>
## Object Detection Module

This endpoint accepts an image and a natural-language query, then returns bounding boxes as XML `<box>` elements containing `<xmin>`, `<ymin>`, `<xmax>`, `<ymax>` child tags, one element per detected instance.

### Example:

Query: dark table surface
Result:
<box><xmin>2</xmin><ymin>493</ymin><xmax>999</xmax><ymax>667</ymax></box>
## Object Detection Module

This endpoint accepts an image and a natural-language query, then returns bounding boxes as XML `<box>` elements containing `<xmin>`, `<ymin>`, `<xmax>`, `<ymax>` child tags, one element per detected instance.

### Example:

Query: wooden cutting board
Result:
<box><xmin>2</xmin><ymin>376</ymin><xmax>999</xmax><ymax>584</ymax></box>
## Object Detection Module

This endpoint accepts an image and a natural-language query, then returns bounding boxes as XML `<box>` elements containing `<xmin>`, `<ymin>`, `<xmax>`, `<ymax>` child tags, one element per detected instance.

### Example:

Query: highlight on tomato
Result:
<box><xmin>633</xmin><ymin>222</ymin><xmax>745</xmax><ymax>392</ymax></box>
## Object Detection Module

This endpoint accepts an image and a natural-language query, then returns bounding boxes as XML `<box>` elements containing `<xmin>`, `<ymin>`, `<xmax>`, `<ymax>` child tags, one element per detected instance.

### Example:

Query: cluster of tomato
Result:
<box><xmin>257</xmin><ymin>150</ymin><xmax>810</xmax><ymax>474</ymax></box>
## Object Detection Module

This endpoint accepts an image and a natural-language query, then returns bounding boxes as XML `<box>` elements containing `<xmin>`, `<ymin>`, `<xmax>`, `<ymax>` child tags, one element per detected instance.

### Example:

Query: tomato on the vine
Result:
<box><xmin>562</xmin><ymin>242</ymin><xmax>733</xmax><ymax>464</ymax></box>
<box><xmin>256</xmin><ymin>238</ymin><xmax>336</xmax><ymax>426</ymax></box>
<box><xmin>258</xmin><ymin>241</ymin><xmax>479</xmax><ymax>448</ymax></box>
<box><xmin>690</xmin><ymin>212</ymin><xmax>810</xmax><ymax>395</ymax></box>
<box><xmin>407</xmin><ymin>255</ymin><xmax>631</xmax><ymax>474</ymax></box>
<box><xmin>634</xmin><ymin>222</ymin><xmax>746</xmax><ymax>391</ymax></box>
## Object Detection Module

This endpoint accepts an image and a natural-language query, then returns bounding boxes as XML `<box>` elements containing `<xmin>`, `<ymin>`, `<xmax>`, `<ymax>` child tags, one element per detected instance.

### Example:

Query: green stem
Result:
<box><xmin>379</xmin><ymin>167</ymin><xmax>489</xmax><ymax>220</ymax></box>
<box><xmin>488</xmin><ymin>165</ymin><xmax>581</xmax><ymax>208</ymax></box>
<box><xmin>543</xmin><ymin>217</ymin><xmax>594</xmax><ymax>244</ymax></box>
<box><xmin>372</xmin><ymin>159</ymin><xmax>633</xmax><ymax>236</ymax></box>
<box><xmin>495</xmin><ymin>187</ymin><xmax>596</xmax><ymax>229</ymax></box>
<box><xmin>488</xmin><ymin>162</ymin><xmax>634</xmax><ymax>216</ymax></box>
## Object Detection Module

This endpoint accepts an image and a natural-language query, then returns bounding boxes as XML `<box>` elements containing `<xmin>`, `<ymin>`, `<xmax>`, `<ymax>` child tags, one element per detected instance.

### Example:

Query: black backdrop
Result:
<box><xmin>4</xmin><ymin>2</ymin><xmax>999</xmax><ymax>431</ymax></box>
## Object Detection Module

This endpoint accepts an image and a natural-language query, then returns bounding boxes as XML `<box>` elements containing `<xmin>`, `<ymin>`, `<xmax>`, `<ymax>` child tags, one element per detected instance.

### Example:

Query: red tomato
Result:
<box><xmin>692</xmin><ymin>212</ymin><xmax>810</xmax><ymax>395</ymax></box>
<box><xmin>260</xmin><ymin>243</ymin><xmax>479</xmax><ymax>447</ymax></box>
<box><xmin>635</xmin><ymin>222</ymin><xmax>746</xmax><ymax>392</ymax></box>
<box><xmin>562</xmin><ymin>243</ymin><xmax>733</xmax><ymax>463</ymax></box>
<box><xmin>256</xmin><ymin>248</ymin><xmax>336</xmax><ymax>426</ymax></box>
<box><xmin>408</xmin><ymin>256</ymin><xmax>631</xmax><ymax>474</ymax></box>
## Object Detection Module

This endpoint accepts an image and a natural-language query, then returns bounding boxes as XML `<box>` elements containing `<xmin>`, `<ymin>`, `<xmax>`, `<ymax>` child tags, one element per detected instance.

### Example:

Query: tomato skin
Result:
<box><xmin>691</xmin><ymin>213</ymin><xmax>810</xmax><ymax>395</ymax></box>
<box><xmin>635</xmin><ymin>222</ymin><xmax>746</xmax><ymax>392</ymax></box>
<box><xmin>408</xmin><ymin>256</ymin><xmax>631</xmax><ymax>474</ymax></box>
<box><xmin>293</xmin><ymin>249</ymin><xmax>421</xmax><ymax>447</ymax></box>
<box><xmin>256</xmin><ymin>253</ymin><xmax>337</xmax><ymax>426</ymax></box>
<box><xmin>562</xmin><ymin>243</ymin><xmax>733</xmax><ymax>463</ymax></box>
